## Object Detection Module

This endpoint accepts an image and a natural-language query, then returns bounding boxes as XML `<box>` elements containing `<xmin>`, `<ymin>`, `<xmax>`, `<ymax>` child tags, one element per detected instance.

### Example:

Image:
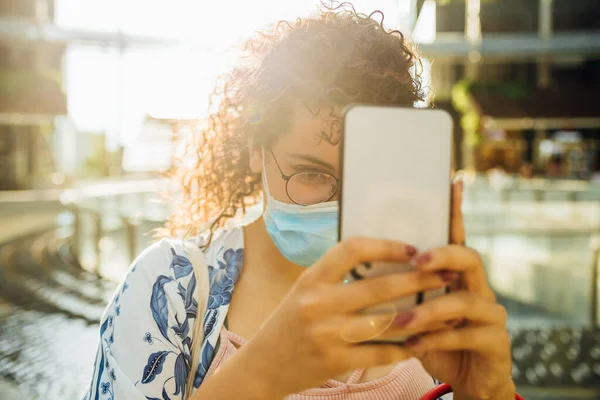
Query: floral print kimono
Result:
<box><xmin>83</xmin><ymin>228</ymin><xmax>244</xmax><ymax>400</ymax></box>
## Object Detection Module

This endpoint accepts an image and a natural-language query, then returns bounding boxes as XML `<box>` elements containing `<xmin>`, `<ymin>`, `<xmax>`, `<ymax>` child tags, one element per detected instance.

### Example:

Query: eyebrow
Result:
<box><xmin>288</xmin><ymin>153</ymin><xmax>337</xmax><ymax>173</ymax></box>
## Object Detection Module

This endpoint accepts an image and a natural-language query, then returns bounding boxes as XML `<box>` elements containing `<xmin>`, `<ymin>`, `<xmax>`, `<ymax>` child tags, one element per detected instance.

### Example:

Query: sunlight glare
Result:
<box><xmin>412</xmin><ymin>0</ymin><xmax>436</xmax><ymax>43</ymax></box>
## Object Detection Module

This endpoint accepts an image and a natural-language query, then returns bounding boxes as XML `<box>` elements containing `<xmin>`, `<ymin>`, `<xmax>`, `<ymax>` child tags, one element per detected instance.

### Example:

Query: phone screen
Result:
<box><xmin>339</xmin><ymin>105</ymin><xmax>453</xmax><ymax>342</ymax></box>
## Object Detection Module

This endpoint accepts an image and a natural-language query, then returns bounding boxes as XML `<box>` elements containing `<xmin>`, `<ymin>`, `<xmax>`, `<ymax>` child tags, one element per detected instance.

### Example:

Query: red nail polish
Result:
<box><xmin>405</xmin><ymin>245</ymin><xmax>417</xmax><ymax>257</ymax></box>
<box><xmin>455</xmin><ymin>318</ymin><xmax>468</xmax><ymax>328</ymax></box>
<box><xmin>393</xmin><ymin>312</ymin><xmax>415</xmax><ymax>328</ymax></box>
<box><xmin>404</xmin><ymin>336</ymin><xmax>420</xmax><ymax>347</ymax></box>
<box><xmin>412</xmin><ymin>253</ymin><xmax>431</xmax><ymax>267</ymax></box>
<box><xmin>437</xmin><ymin>271</ymin><xmax>458</xmax><ymax>283</ymax></box>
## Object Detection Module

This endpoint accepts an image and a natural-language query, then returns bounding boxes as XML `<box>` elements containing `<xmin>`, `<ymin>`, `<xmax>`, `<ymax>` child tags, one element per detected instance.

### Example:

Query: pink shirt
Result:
<box><xmin>205</xmin><ymin>326</ymin><xmax>437</xmax><ymax>399</ymax></box>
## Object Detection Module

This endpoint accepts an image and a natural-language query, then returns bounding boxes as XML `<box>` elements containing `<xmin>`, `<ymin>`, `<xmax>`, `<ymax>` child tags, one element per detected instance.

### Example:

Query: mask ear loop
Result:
<box><xmin>260</xmin><ymin>147</ymin><xmax>272</xmax><ymax>198</ymax></box>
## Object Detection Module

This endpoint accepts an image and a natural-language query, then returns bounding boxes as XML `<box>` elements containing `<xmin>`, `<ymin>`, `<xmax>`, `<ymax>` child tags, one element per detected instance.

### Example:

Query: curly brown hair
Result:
<box><xmin>164</xmin><ymin>2</ymin><xmax>425</xmax><ymax>246</ymax></box>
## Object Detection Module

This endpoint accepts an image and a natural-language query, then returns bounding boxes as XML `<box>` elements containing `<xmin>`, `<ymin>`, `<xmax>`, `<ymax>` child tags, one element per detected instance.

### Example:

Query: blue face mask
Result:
<box><xmin>262</xmin><ymin>157</ymin><xmax>339</xmax><ymax>267</ymax></box>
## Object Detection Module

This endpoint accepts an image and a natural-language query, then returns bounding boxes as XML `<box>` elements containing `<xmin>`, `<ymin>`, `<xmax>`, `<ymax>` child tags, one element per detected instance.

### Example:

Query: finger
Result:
<box><xmin>450</xmin><ymin>179</ymin><xmax>465</xmax><ymax>245</ymax></box>
<box><xmin>404</xmin><ymin>325</ymin><xmax>510</xmax><ymax>358</ymax></box>
<box><xmin>412</xmin><ymin>245</ymin><xmax>480</xmax><ymax>272</ymax></box>
<box><xmin>325</xmin><ymin>270</ymin><xmax>453</xmax><ymax>313</ymax></box>
<box><xmin>384</xmin><ymin>292</ymin><xmax>507</xmax><ymax>338</ymax></box>
<box><xmin>371</xmin><ymin>317</ymin><xmax>452</xmax><ymax>342</ymax></box>
<box><xmin>411</xmin><ymin>245</ymin><xmax>494</xmax><ymax>300</ymax></box>
<box><xmin>414</xmin><ymin>291</ymin><xmax>506</xmax><ymax>327</ymax></box>
<box><xmin>307</xmin><ymin>237</ymin><xmax>417</xmax><ymax>284</ymax></box>
<box><xmin>449</xmin><ymin>179</ymin><xmax>466</xmax><ymax>293</ymax></box>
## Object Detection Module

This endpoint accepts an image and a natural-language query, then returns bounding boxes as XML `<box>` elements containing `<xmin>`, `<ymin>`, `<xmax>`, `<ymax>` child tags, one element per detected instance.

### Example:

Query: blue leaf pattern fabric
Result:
<box><xmin>207</xmin><ymin>249</ymin><xmax>243</xmax><ymax>310</ymax></box>
<box><xmin>195</xmin><ymin>341</ymin><xmax>214</xmax><ymax>388</ymax></box>
<box><xmin>150</xmin><ymin>276</ymin><xmax>174</xmax><ymax>343</ymax></box>
<box><xmin>171</xmin><ymin>317</ymin><xmax>189</xmax><ymax>341</ymax></box>
<box><xmin>173</xmin><ymin>353</ymin><xmax>188</xmax><ymax>396</ymax></box>
<box><xmin>162</xmin><ymin>386</ymin><xmax>172</xmax><ymax>400</ymax></box>
<box><xmin>170</xmin><ymin>248</ymin><xmax>193</xmax><ymax>279</ymax></box>
<box><xmin>203</xmin><ymin>308</ymin><xmax>219</xmax><ymax>339</ymax></box>
<box><xmin>141</xmin><ymin>351</ymin><xmax>170</xmax><ymax>384</ymax></box>
<box><xmin>82</xmin><ymin>229</ymin><xmax>244</xmax><ymax>399</ymax></box>
<box><xmin>184</xmin><ymin>275</ymin><xmax>196</xmax><ymax>309</ymax></box>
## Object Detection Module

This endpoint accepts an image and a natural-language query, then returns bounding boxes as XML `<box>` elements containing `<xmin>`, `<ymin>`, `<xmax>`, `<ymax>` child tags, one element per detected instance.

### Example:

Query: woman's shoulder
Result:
<box><xmin>195</xmin><ymin>225</ymin><xmax>245</xmax><ymax>263</ymax></box>
<box><xmin>195</xmin><ymin>224</ymin><xmax>245</xmax><ymax>248</ymax></box>
<box><xmin>129</xmin><ymin>225</ymin><xmax>244</xmax><ymax>277</ymax></box>
<box><xmin>115</xmin><ymin>224</ymin><xmax>245</xmax><ymax>323</ymax></box>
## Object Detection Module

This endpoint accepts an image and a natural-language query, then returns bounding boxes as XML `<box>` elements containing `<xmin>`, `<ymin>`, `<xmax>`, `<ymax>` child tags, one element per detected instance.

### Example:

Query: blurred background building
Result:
<box><xmin>423</xmin><ymin>0</ymin><xmax>600</xmax><ymax>176</ymax></box>
<box><xmin>0</xmin><ymin>0</ymin><xmax>67</xmax><ymax>190</ymax></box>
<box><xmin>0</xmin><ymin>1</ymin><xmax>599</xmax><ymax>399</ymax></box>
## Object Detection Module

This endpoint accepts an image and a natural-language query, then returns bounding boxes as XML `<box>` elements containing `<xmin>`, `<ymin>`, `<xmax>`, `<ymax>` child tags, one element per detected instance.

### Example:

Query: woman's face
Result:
<box><xmin>253</xmin><ymin>106</ymin><xmax>341</xmax><ymax>205</ymax></box>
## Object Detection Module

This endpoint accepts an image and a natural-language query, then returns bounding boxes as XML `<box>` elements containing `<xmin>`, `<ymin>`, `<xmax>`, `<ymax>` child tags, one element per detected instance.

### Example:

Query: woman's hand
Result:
<box><xmin>241</xmin><ymin>237</ymin><xmax>452</xmax><ymax>398</ymax></box>
<box><xmin>384</xmin><ymin>180</ymin><xmax>515</xmax><ymax>400</ymax></box>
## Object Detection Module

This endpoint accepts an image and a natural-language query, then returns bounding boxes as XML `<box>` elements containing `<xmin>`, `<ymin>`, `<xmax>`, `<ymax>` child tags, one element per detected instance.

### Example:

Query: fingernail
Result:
<box><xmin>411</xmin><ymin>252</ymin><xmax>431</xmax><ymax>267</ymax></box>
<box><xmin>437</xmin><ymin>270</ymin><xmax>458</xmax><ymax>283</ymax></box>
<box><xmin>445</xmin><ymin>318</ymin><xmax>467</xmax><ymax>328</ymax></box>
<box><xmin>455</xmin><ymin>318</ymin><xmax>468</xmax><ymax>328</ymax></box>
<box><xmin>405</xmin><ymin>245</ymin><xmax>417</xmax><ymax>257</ymax></box>
<box><xmin>404</xmin><ymin>335</ymin><xmax>420</xmax><ymax>347</ymax></box>
<box><xmin>392</xmin><ymin>312</ymin><xmax>415</xmax><ymax>328</ymax></box>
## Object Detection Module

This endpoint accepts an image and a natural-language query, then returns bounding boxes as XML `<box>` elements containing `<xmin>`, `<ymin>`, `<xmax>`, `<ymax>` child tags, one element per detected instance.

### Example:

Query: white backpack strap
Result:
<box><xmin>182</xmin><ymin>241</ymin><xmax>210</xmax><ymax>399</ymax></box>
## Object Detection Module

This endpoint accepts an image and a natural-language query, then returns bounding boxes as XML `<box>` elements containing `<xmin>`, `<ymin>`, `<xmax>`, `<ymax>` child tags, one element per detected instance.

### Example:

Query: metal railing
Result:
<box><xmin>58</xmin><ymin>178</ymin><xmax>170</xmax><ymax>274</ymax></box>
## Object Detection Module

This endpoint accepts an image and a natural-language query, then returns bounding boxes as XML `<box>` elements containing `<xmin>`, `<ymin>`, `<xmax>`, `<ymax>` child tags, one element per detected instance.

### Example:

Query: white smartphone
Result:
<box><xmin>339</xmin><ymin>104</ymin><xmax>453</xmax><ymax>343</ymax></box>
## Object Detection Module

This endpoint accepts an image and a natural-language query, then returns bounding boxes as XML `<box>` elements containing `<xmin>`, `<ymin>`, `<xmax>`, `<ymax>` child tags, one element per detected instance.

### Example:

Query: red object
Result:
<box><xmin>420</xmin><ymin>383</ymin><xmax>452</xmax><ymax>399</ymax></box>
<box><xmin>420</xmin><ymin>383</ymin><xmax>524</xmax><ymax>400</ymax></box>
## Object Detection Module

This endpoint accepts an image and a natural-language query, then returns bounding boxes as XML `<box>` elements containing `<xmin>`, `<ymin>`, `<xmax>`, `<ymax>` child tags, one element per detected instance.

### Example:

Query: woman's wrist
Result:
<box><xmin>492</xmin><ymin>380</ymin><xmax>517</xmax><ymax>400</ymax></box>
<box><xmin>453</xmin><ymin>379</ymin><xmax>516</xmax><ymax>400</ymax></box>
<box><xmin>190</xmin><ymin>339</ymin><xmax>285</xmax><ymax>400</ymax></box>
<box><xmin>235</xmin><ymin>339</ymin><xmax>289</xmax><ymax>399</ymax></box>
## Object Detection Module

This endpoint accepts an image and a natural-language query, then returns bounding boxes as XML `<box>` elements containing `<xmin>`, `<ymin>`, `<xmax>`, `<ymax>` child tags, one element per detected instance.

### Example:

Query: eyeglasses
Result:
<box><xmin>268</xmin><ymin>149</ymin><xmax>339</xmax><ymax>206</ymax></box>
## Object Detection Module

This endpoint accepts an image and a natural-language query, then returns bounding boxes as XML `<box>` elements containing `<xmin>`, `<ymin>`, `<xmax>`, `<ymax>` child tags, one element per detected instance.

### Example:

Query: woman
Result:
<box><xmin>85</xmin><ymin>4</ymin><xmax>515</xmax><ymax>400</ymax></box>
